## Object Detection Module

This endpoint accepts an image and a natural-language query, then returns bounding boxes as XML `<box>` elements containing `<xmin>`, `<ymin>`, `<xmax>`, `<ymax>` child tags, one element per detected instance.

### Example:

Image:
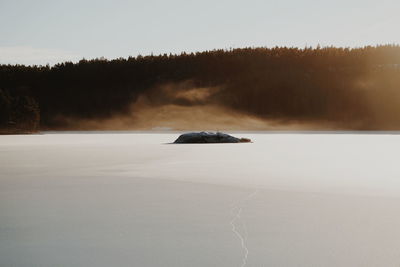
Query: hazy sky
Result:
<box><xmin>0</xmin><ymin>0</ymin><xmax>399</xmax><ymax>65</ymax></box>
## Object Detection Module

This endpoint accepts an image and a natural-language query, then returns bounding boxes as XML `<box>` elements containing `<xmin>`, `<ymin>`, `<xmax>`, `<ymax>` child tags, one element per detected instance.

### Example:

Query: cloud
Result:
<box><xmin>0</xmin><ymin>46</ymin><xmax>82</xmax><ymax>66</ymax></box>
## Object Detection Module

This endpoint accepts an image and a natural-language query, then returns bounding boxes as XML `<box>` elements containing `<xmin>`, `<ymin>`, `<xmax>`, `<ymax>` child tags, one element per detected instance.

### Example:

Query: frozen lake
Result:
<box><xmin>1</xmin><ymin>132</ymin><xmax>400</xmax><ymax>266</ymax></box>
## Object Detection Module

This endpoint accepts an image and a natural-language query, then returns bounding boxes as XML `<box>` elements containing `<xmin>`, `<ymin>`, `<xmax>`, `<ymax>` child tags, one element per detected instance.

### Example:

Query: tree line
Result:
<box><xmin>1</xmin><ymin>45</ymin><xmax>400</xmax><ymax>132</ymax></box>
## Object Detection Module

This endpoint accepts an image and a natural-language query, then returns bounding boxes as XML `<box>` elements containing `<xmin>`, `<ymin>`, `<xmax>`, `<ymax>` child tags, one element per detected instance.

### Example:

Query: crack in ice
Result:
<box><xmin>230</xmin><ymin>189</ymin><xmax>259</xmax><ymax>267</ymax></box>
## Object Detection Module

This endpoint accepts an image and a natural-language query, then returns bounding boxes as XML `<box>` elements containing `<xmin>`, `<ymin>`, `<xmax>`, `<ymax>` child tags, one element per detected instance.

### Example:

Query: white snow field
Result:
<box><xmin>1</xmin><ymin>132</ymin><xmax>400</xmax><ymax>266</ymax></box>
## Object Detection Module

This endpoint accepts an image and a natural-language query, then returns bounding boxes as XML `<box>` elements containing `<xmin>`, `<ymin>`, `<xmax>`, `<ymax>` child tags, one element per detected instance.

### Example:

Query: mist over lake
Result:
<box><xmin>1</xmin><ymin>132</ymin><xmax>400</xmax><ymax>266</ymax></box>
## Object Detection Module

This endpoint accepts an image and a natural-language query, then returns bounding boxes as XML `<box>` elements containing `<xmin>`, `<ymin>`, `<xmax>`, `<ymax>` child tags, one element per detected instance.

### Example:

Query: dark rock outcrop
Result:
<box><xmin>174</xmin><ymin>132</ymin><xmax>251</xmax><ymax>144</ymax></box>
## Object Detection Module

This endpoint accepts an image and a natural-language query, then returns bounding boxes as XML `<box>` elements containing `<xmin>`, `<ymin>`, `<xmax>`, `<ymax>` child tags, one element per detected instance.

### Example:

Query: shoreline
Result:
<box><xmin>33</xmin><ymin>130</ymin><xmax>400</xmax><ymax>135</ymax></box>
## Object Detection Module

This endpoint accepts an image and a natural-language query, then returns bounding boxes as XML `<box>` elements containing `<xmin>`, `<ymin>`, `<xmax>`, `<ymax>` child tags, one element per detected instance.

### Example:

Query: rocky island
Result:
<box><xmin>174</xmin><ymin>132</ymin><xmax>251</xmax><ymax>144</ymax></box>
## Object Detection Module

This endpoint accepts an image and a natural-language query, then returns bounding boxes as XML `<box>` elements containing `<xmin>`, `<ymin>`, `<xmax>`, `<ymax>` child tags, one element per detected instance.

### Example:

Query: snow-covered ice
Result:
<box><xmin>1</xmin><ymin>132</ymin><xmax>400</xmax><ymax>266</ymax></box>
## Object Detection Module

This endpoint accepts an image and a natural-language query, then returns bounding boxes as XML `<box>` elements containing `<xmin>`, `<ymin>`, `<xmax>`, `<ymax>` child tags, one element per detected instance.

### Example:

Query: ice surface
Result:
<box><xmin>1</xmin><ymin>132</ymin><xmax>400</xmax><ymax>266</ymax></box>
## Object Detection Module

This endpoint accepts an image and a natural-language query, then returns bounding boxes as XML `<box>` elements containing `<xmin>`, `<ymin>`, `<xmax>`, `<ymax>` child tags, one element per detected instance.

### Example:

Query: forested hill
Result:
<box><xmin>1</xmin><ymin>45</ymin><xmax>400</xmax><ymax>132</ymax></box>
